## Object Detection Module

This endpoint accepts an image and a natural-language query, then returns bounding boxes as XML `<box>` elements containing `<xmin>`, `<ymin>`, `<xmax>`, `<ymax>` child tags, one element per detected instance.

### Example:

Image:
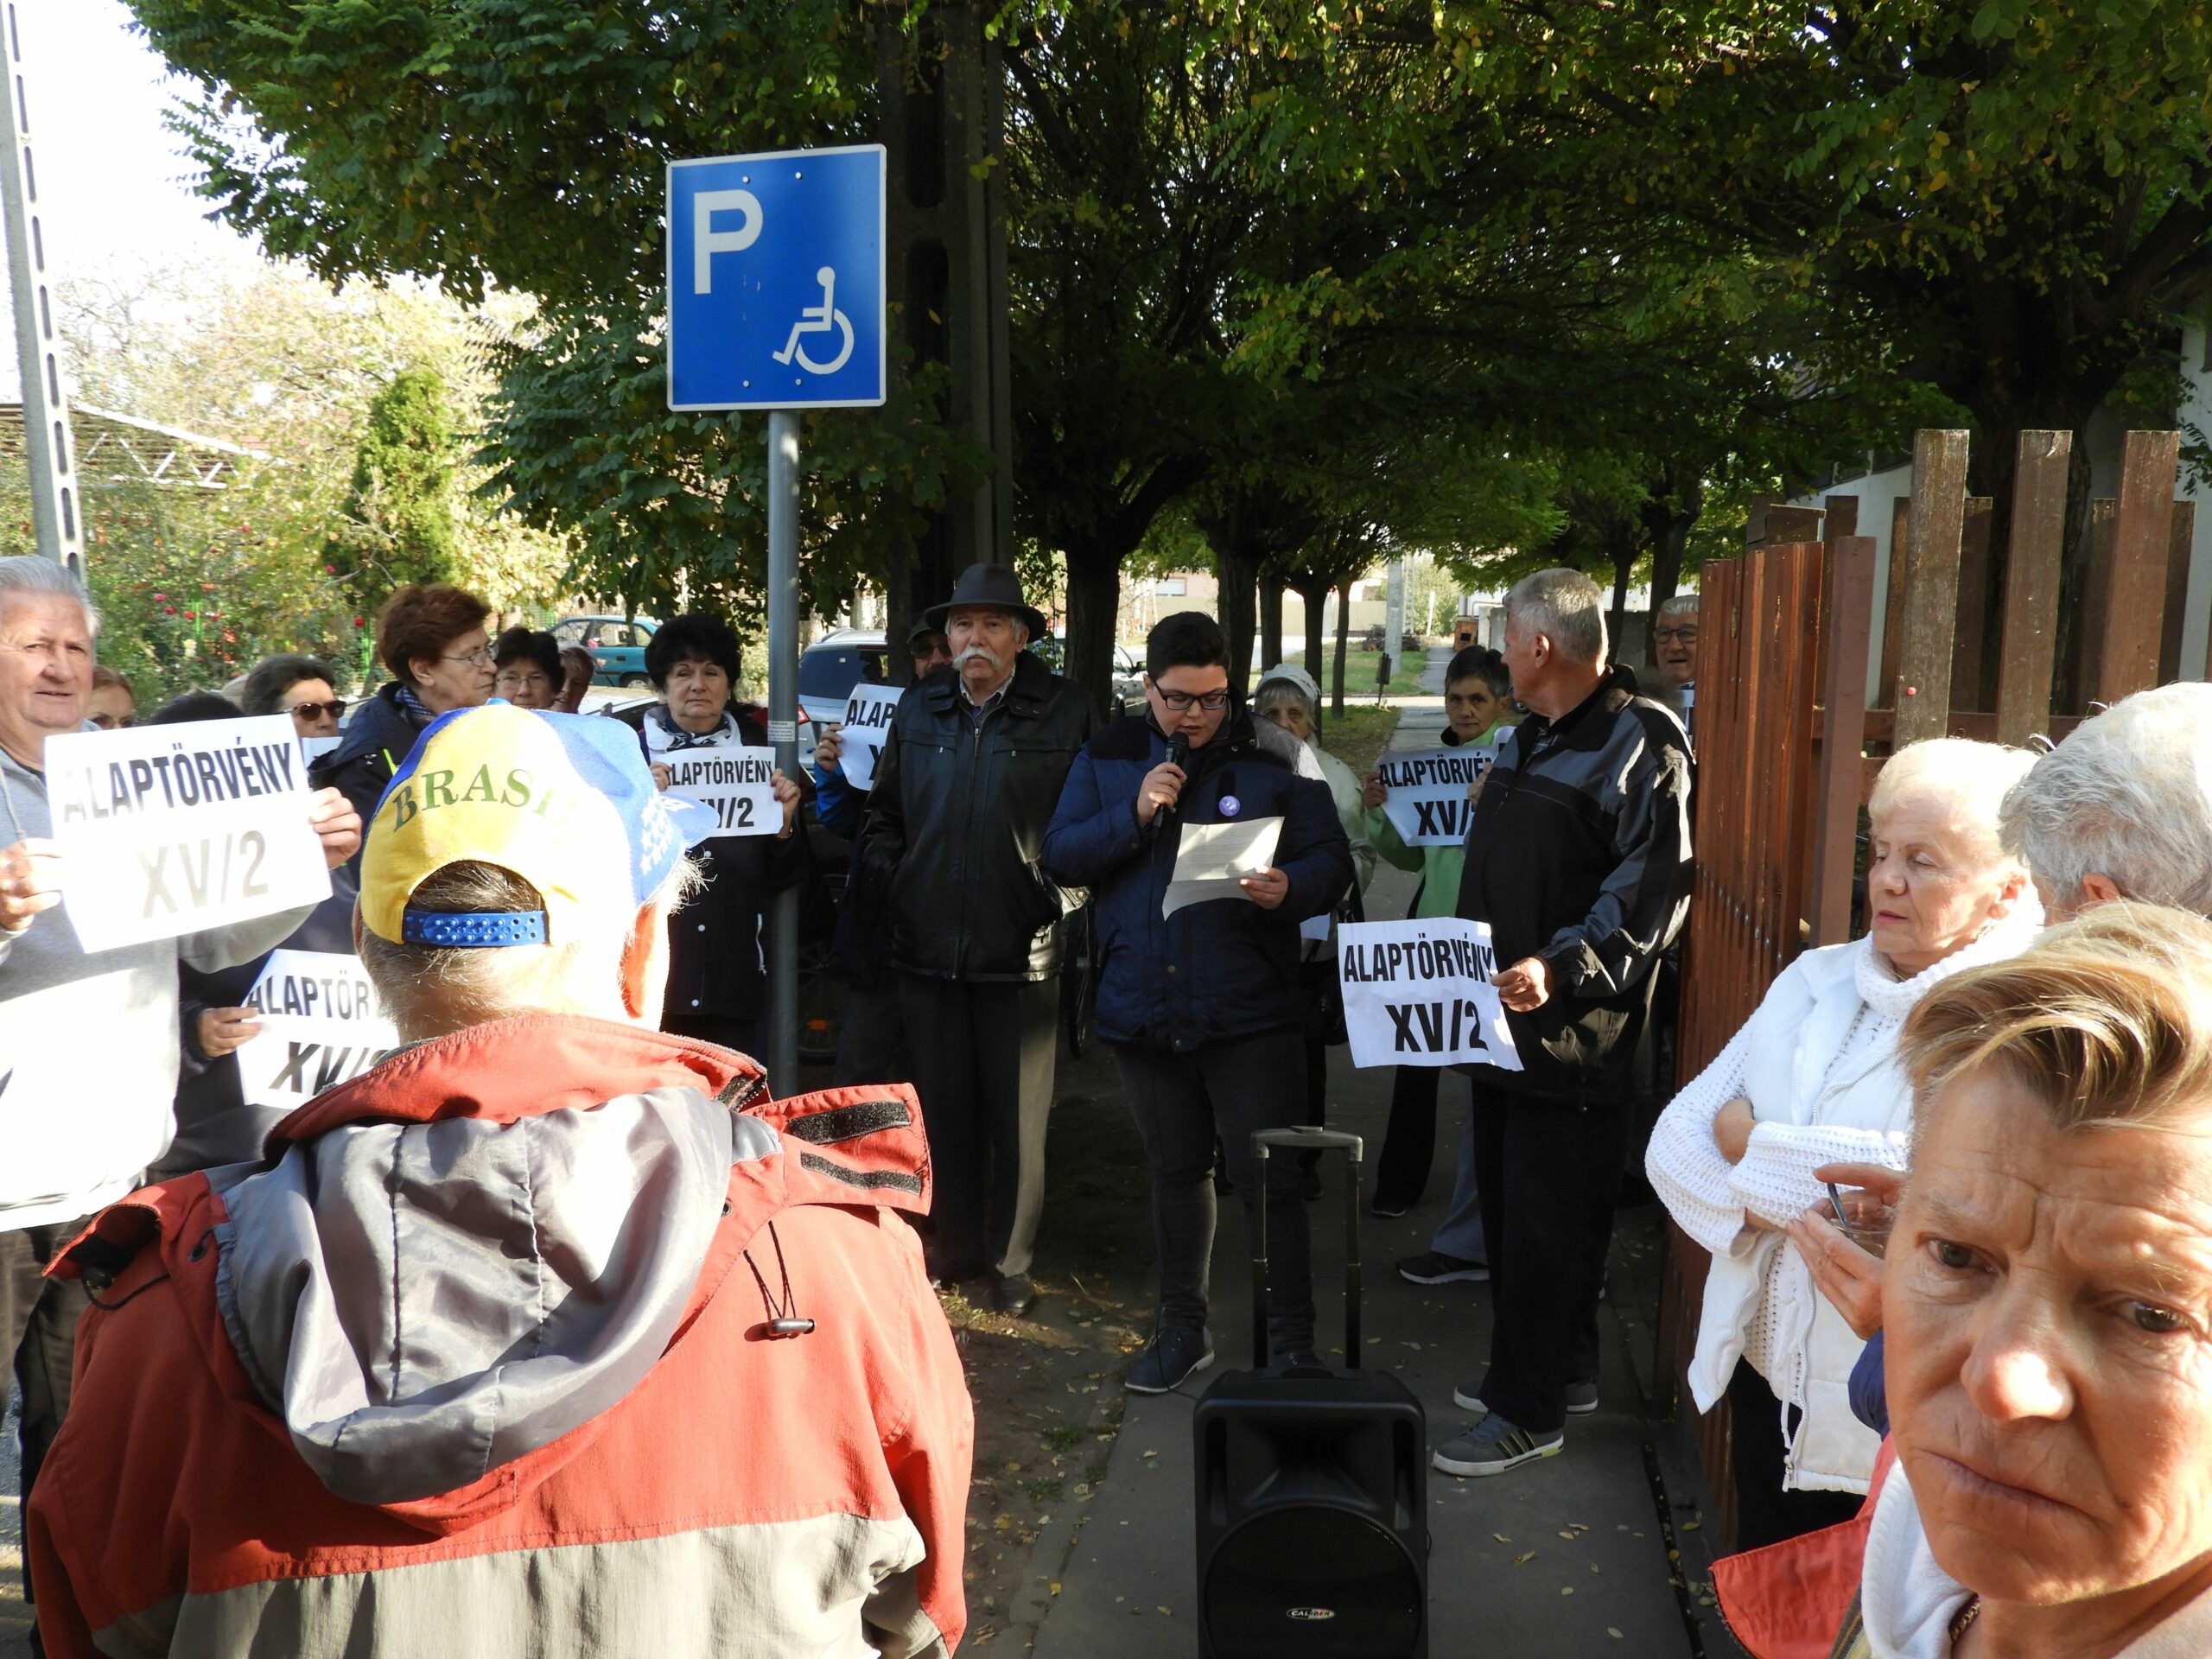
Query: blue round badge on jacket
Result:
<box><xmin>1219</xmin><ymin>794</ymin><xmax>1242</xmax><ymax>817</ymax></box>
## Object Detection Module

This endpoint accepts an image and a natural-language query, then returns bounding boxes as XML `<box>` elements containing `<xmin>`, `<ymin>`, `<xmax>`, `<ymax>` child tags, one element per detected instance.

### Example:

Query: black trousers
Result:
<box><xmin>899</xmin><ymin>975</ymin><xmax>1058</xmax><ymax>1280</ymax></box>
<box><xmin>5</xmin><ymin>1217</ymin><xmax>92</xmax><ymax>1644</ymax></box>
<box><xmin>832</xmin><ymin>977</ymin><xmax>907</xmax><ymax>1087</ymax></box>
<box><xmin>1371</xmin><ymin>1065</ymin><xmax>1442</xmax><ymax>1208</ymax></box>
<box><xmin>1726</xmin><ymin>1361</ymin><xmax>1865</xmax><ymax>1552</ymax></box>
<box><xmin>1469</xmin><ymin>1084</ymin><xmax>1630</xmax><ymax>1433</ymax></box>
<box><xmin>1111</xmin><ymin>1032</ymin><xmax>1315</xmax><ymax>1355</ymax></box>
<box><xmin>663</xmin><ymin>1013</ymin><xmax>760</xmax><ymax>1058</ymax></box>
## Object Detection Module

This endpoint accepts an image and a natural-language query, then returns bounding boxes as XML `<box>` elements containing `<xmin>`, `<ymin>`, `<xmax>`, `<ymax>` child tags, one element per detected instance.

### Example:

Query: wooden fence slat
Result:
<box><xmin>1951</xmin><ymin>497</ymin><xmax>1994</xmax><ymax>710</ymax></box>
<box><xmin>1808</xmin><ymin>537</ymin><xmax>1875</xmax><ymax>945</ymax></box>
<box><xmin>1893</xmin><ymin>430</ymin><xmax>1971</xmax><ymax>744</ymax></box>
<box><xmin>1881</xmin><ymin>494</ymin><xmax>1910</xmax><ymax>710</ymax></box>
<box><xmin>2160</xmin><ymin>500</ymin><xmax>2198</xmax><ymax>684</ymax></box>
<box><xmin>1994</xmin><ymin>429</ymin><xmax>2071</xmax><ymax>747</ymax></box>
<box><xmin>2097</xmin><ymin>430</ymin><xmax>2182</xmax><ymax>705</ymax></box>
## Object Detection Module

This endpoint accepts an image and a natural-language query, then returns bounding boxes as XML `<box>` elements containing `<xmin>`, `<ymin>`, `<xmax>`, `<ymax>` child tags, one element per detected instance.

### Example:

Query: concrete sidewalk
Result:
<box><xmin>1032</xmin><ymin>693</ymin><xmax>1707</xmax><ymax>1658</ymax></box>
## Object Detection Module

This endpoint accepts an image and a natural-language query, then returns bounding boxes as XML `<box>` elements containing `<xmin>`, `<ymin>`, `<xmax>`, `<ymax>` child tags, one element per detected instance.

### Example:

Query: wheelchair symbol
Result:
<box><xmin>773</xmin><ymin>266</ymin><xmax>855</xmax><ymax>376</ymax></box>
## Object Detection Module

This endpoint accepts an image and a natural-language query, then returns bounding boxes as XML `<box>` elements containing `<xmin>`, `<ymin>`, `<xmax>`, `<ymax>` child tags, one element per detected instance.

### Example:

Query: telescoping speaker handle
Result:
<box><xmin>1249</xmin><ymin>1127</ymin><xmax>1363</xmax><ymax>1371</ymax></box>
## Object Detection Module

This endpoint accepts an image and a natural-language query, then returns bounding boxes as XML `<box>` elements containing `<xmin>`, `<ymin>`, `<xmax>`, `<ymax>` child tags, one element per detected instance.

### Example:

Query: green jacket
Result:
<box><xmin>1364</xmin><ymin>719</ymin><xmax>1507</xmax><ymax>921</ymax></box>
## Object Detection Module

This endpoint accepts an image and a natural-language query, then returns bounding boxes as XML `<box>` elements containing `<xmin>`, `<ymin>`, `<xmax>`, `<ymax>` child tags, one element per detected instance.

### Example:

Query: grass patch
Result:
<box><xmin>1281</xmin><ymin>646</ymin><xmax>1429</xmax><ymax>698</ymax></box>
<box><xmin>1315</xmin><ymin>704</ymin><xmax>1402</xmax><ymax>777</ymax></box>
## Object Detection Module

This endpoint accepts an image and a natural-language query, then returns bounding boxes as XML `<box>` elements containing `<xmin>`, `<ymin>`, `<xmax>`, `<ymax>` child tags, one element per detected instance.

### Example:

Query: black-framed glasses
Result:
<box><xmin>1652</xmin><ymin>626</ymin><xmax>1700</xmax><ymax>645</ymax></box>
<box><xmin>291</xmin><ymin>698</ymin><xmax>346</xmax><ymax>722</ymax></box>
<box><xmin>1155</xmin><ymin>688</ymin><xmax>1230</xmax><ymax>712</ymax></box>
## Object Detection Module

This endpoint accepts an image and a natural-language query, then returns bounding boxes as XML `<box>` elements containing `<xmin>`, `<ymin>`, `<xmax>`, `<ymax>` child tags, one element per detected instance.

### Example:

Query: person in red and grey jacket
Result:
<box><xmin>29</xmin><ymin>702</ymin><xmax>971</xmax><ymax>1659</ymax></box>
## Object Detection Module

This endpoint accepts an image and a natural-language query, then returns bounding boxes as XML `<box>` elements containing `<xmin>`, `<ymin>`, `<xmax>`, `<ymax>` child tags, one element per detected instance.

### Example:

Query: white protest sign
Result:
<box><xmin>837</xmin><ymin>683</ymin><xmax>902</xmax><ymax>791</ymax></box>
<box><xmin>1337</xmin><ymin>917</ymin><xmax>1523</xmax><ymax>1071</ymax></box>
<box><xmin>1163</xmin><ymin>817</ymin><xmax>1282</xmax><ymax>918</ymax></box>
<box><xmin>44</xmin><ymin>715</ymin><xmax>330</xmax><ymax>953</ymax></box>
<box><xmin>240</xmin><ymin>948</ymin><xmax>403</xmax><ymax>1109</ymax></box>
<box><xmin>662</xmin><ymin>747</ymin><xmax>780</xmax><ymax>837</ymax></box>
<box><xmin>1376</xmin><ymin>746</ymin><xmax>1493</xmax><ymax>848</ymax></box>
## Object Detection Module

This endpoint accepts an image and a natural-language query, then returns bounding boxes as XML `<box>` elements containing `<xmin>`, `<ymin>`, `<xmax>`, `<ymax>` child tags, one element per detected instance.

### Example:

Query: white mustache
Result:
<box><xmin>953</xmin><ymin>645</ymin><xmax>1004</xmax><ymax>673</ymax></box>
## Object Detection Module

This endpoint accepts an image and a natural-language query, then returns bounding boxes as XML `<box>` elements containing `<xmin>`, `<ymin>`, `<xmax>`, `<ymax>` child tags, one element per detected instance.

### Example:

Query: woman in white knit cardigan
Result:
<box><xmin>1645</xmin><ymin>739</ymin><xmax>2042</xmax><ymax>1550</ymax></box>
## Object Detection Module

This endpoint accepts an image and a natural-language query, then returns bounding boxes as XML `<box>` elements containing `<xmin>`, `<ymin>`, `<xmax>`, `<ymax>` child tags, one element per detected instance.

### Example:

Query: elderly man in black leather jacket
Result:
<box><xmin>861</xmin><ymin>563</ymin><xmax>1095</xmax><ymax>1314</ymax></box>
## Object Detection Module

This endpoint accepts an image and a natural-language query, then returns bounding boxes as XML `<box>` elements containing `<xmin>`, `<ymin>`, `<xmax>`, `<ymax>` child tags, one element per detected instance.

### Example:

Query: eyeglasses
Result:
<box><xmin>1652</xmin><ymin>627</ymin><xmax>1700</xmax><ymax>645</ymax></box>
<box><xmin>1154</xmin><ymin>688</ymin><xmax>1230</xmax><ymax>712</ymax></box>
<box><xmin>290</xmin><ymin>699</ymin><xmax>346</xmax><ymax>722</ymax></box>
<box><xmin>443</xmin><ymin>645</ymin><xmax>494</xmax><ymax>666</ymax></box>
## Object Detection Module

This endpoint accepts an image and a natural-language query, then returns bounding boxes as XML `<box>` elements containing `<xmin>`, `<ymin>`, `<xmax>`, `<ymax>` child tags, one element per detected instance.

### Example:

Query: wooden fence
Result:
<box><xmin>1656</xmin><ymin>427</ymin><xmax>2198</xmax><ymax>1548</ymax></box>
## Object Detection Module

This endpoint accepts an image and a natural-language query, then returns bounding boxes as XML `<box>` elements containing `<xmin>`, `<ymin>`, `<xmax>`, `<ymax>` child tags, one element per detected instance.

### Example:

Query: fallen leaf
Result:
<box><xmin>1608</xmin><ymin>1629</ymin><xmax>1624</xmax><ymax>1640</ymax></box>
<box><xmin>1561</xmin><ymin>1586</ymin><xmax>1575</xmax><ymax>1597</ymax></box>
<box><xmin>1682</xmin><ymin>1520</ymin><xmax>1702</xmax><ymax>1532</ymax></box>
<box><xmin>1492</xmin><ymin>1533</ymin><xmax>1512</xmax><ymax>1543</ymax></box>
<box><xmin>1513</xmin><ymin>1552</ymin><xmax>1535</xmax><ymax>1566</ymax></box>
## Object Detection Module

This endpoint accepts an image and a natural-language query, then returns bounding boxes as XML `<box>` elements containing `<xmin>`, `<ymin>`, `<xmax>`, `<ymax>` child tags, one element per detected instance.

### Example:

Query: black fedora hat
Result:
<box><xmin>922</xmin><ymin>562</ymin><xmax>1051</xmax><ymax>641</ymax></box>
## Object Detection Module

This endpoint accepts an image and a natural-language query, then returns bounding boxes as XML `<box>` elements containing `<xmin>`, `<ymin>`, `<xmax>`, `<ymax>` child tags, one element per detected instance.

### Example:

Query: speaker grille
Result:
<box><xmin>1202</xmin><ymin>1505</ymin><xmax>1422</xmax><ymax>1657</ymax></box>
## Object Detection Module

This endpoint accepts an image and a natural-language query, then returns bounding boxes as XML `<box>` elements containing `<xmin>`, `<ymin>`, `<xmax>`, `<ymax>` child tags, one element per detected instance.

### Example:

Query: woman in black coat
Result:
<box><xmin>638</xmin><ymin>614</ymin><xmax>807</xmax><ymax>1055</ymax></box>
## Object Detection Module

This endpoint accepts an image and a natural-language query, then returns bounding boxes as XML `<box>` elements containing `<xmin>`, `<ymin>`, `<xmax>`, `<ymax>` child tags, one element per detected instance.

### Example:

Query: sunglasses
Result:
<box><xmin>291</xmin><ymin>699</ymin><xmax>347</xmax><ymax>722</ymax></box>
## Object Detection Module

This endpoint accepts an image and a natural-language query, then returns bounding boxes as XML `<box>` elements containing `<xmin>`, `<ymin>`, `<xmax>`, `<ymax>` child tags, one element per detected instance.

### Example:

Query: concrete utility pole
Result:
<box><xmin>0</xmin><ymin>1</ymin><xmax>82</xmax><ymax>571</ymax></box>
<box><xmin>1383</xmin><ymin>556</ymin><xmax>1407</xmax><ymax>658</ymax></box>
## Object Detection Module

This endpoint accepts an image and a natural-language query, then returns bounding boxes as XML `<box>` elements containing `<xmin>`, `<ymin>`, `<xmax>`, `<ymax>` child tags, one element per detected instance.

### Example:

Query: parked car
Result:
<box><xmin>1360</xmin><ymin>624</ymin><xmax>1423</xmax><ymax>654</ymax></box>
<box><xmin>798</xmin><ymin>629</ymin><xmax>893</xmax><ymax>729</ymax></box>
<box><xmin>552</xmin><ymin>614</ymin><xmax>660</xmax><ymax>686</ymax></box>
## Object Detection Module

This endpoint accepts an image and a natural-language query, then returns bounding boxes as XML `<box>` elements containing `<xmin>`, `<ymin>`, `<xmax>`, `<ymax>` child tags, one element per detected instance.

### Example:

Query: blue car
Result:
<box><xmin>552</xmin><ymin>615</ymin><xmax>660</xmax><ymax>687</ymax></box>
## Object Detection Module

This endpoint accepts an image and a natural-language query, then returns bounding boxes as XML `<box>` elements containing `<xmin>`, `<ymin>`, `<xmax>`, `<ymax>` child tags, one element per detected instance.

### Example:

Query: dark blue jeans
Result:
<box><xmin>1111</xmin><ymin>1031</ymin><xmax>1315</xmax><ymax>1356</ymax></box>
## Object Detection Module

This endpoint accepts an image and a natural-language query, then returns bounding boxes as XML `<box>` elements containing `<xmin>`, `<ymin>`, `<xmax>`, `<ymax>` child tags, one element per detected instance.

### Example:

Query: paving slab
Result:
<box><xmin>1033</xmin><ymin>842</ymin><xmax>1700</xmax><ymax>1658</ymax></box>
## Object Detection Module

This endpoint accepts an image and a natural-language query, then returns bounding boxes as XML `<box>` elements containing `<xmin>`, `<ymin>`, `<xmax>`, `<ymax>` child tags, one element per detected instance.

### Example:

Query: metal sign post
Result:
<box><xmin>669</xmin><ymin>144</ymin><xmax>887</xmax><ymax>1095</ymax></box>
<box><xmin>0</xmin><ymin>3</ymin><xmax>82</xmax><ymax>571</ymax></box>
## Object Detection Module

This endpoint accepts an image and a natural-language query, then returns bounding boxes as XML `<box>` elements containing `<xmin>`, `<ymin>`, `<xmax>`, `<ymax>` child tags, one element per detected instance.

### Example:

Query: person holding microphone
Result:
<box><xmin>1043</xmin><ymin>613</ymin><xmax>1354</xmax><ymax>1391</ymax></box>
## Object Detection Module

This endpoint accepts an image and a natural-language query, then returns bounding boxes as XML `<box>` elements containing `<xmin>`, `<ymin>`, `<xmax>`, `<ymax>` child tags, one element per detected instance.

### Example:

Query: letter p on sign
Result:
<box><xmin>693</xmin><ymin>189</ymin><xmax>763</xmax><ymax>293</ymax></box>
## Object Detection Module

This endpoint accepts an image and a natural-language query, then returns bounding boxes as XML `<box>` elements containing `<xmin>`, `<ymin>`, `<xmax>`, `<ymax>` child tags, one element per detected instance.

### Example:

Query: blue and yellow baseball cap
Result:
<box><xmin>361</xmin><ymin>703</ymin><xmax>717</xmax><ymax>947</ymax></box>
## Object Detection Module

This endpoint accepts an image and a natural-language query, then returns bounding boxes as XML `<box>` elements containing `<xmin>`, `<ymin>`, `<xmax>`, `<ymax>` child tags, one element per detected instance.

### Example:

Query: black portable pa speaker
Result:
<box><xmin>1193</xmin><ymin>1127</ymin><xmax>1428</xmax><ymax>1658</ymax></box>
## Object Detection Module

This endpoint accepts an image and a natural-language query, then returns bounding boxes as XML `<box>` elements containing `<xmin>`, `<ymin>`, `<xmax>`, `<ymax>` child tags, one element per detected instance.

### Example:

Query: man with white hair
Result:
<box><xmin>0</xmin><ymin>555</ymin><xmax>359</xmax><ymax>1589</ymax></box>
<box><xmin>861</xmin><ymin>562</ymin><xmax>1094</xmax><ymax>1314</ymax></box>
<box><xmin>1432</xmin><ymin>567</ymin><xmax>1694</xmax><ymax>1479</ymax></box>
<box><xmin>1999</xmin><ymin>681</ymin><xmax>2212</xmax><ymax>920</ymax></box>
<box><xmin>29</xmin><ymin>703</ymin><xmax>971</xmax><ymax>1658</ymax></box>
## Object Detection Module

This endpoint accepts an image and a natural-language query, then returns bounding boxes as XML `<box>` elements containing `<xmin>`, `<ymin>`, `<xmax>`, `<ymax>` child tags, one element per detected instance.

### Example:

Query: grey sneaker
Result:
<box><xmin>1126</xmin><ymin>1325</ymin><xmax>1214</xmax><ymax>1394</ymax></box>
<box><xmin>1433</xmin><ymin>1414</ymin><xmax>1563</xmax><ymax>1478</ymax></box>
<box><xmin>1453</xmin><ymin>1382</ymin><xmax>1594</xmax><ymax>1418</ymax></box>
<box><xmin>1395</xmin><ymin>1250</ymin><xmax>1489</xmax><ymax>1286</ymax></box>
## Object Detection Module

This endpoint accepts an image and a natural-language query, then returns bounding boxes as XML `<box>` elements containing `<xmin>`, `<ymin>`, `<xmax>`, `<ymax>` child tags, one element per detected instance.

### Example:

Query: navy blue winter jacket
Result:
<box><xmin>1043</xmin><ymin>707</ymin><xmax>1353</xmax><ymax>1053</ymax></box>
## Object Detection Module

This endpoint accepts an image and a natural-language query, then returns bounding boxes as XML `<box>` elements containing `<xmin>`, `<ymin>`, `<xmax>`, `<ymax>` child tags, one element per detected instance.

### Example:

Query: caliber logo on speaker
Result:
<box><xmin>1286</xmin><ymin>1608</ymin><xmax>1338</xmax><ymax>1622</ymax></box>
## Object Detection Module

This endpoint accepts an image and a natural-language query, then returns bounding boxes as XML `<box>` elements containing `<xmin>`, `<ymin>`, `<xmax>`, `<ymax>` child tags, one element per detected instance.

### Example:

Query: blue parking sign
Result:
<box><xmin>667</xmin><ymin>145</ymin><xmax>887</xmax><ymax>411</ymax></box>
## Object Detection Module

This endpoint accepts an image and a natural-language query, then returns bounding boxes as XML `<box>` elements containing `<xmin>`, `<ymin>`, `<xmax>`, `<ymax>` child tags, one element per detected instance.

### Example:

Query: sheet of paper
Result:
<box><xmin>1161</xmin><ymin>816</ymin><xmax>1282</xmax><ymax>918</ymax></box>
<box><xmin>661</xmin><ymin>747</ymin><xmax>781</xmax><ymax>837</ymax></box>
<box><xmin>44</xmin><ymin>715</ymin><xmax>331</xmax><ymax>952</ymax></box>
<box><xmin>1336</xmin><ymin>917</ymin><xmax>1523</xmax><ymax>1071</ymax></box>
<box><xmin>1375</xmin><ymin>746</ymin><xmax>1494</xmax><ymax>848</ymax></box>
<box><xmin>239</xmin><ymin>948</ymin><xmax>404</xmax><ymax>1108</ymax></box>
<box><xmin>837</xmin><ymin>683</ymin><xmax>902</xmax><ymax>791</ymax></box>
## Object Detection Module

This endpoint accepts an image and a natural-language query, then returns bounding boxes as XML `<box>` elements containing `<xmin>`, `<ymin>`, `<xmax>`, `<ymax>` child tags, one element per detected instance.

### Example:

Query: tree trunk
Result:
<box><xmin>1260</xmin><ymin>575</ymin><xmax>1284</xmax><ymax>670</ymax></box>
<box><xmin>1062</xmin><ymin>544</ymin><xmax>1124</xmax><ymax>719</ymax></box>
<box><xmin>1210</xmin><ymin>543</ymin><xmax>1260</xmax><ymax>698</ymax></box>
<box><xmin>1331</xmin><ymin>580</ymin><xmax>1351</xmax><ymax>716</ymax></box>
<box><xmin>1642</xmin><ymin>469</ymin><xmax>1701</xmax><ymax>625</ymax></box>
<box><xmin>1605</xmin><ymin>527</ymin><xmax>1637</xmax><ymax>666</ymax></box>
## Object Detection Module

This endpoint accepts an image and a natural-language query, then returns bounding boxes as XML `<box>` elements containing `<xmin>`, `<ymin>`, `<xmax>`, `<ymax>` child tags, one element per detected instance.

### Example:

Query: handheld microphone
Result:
<box><xmin>1156</xmin><ymin>732</ymin><xmax>1191</xmax><ymax>836</ymax></box>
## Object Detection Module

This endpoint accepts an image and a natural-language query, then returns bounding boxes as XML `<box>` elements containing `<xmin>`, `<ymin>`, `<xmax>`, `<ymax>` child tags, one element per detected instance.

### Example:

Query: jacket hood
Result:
<box><xmin>75</xmin><ymin>1016</ymin><xmax>930</xmax><ymax>1531</ymax></box>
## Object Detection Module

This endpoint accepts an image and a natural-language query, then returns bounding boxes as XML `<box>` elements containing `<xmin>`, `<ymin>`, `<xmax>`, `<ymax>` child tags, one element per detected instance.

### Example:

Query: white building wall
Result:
<box><xmin>1789</xmin><ymin>461</ymin><xmax>1912</xmax><ymax>706</ymax></box>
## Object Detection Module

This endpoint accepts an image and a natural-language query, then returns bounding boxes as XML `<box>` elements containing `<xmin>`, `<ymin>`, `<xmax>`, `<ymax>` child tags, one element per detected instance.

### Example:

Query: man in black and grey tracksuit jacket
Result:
<box><xmin>1433</xmin><ymin>569</ymin><xmax>1693</xmax><ymax>1479</ymax></box>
